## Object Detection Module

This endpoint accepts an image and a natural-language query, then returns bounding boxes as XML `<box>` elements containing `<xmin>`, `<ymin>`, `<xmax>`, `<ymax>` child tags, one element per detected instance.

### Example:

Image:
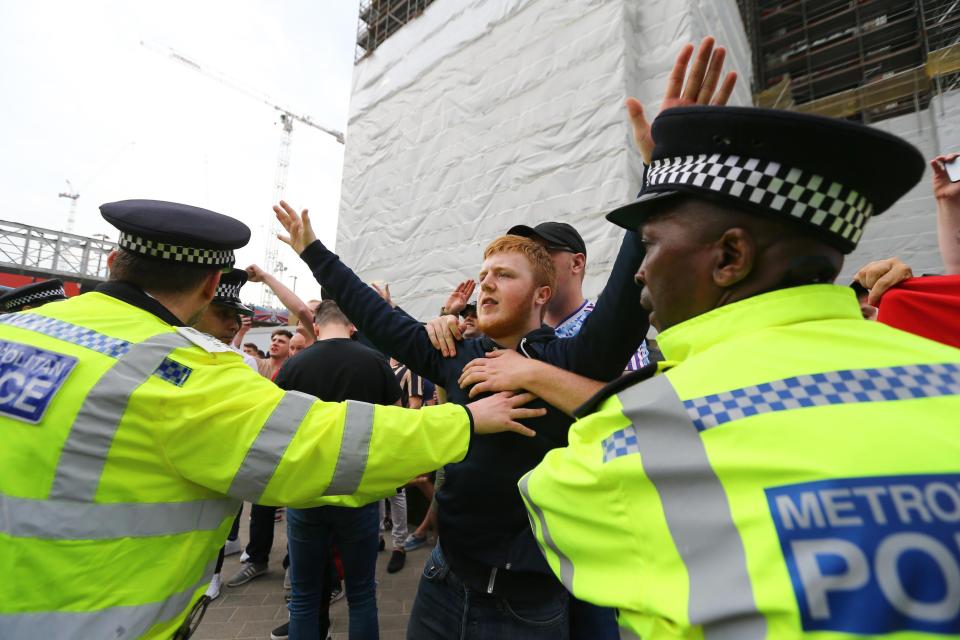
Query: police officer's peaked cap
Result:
<box><xmin>607</xmin><ymin>106</ymin><xmax>926</xmax><ymax>253</ymax></box>
<box><xmin>0</xmin><ymin>279</ymin><xmax>67</xmax><ymax>313</ymax></box>
<box><xmin>100</xmin><ymin>199</ymin><xmax>251</xmax><ymax>268</ymax></box>
<box><xmin>213</xmin><ymin>268</ymin><xmax>254</xmax><ymax>316</ymax></box>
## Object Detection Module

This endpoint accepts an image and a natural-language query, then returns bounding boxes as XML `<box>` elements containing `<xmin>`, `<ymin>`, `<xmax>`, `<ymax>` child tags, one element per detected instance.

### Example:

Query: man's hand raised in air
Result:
<box><xmin>275</xmin><ymin>200</ymin><xmax>317</xmax><ymax>254</ymax></box>
<box><xmin>626</xmin><ymin>36</ymin><xmax>738</xmax><ymax>164</ymax></box>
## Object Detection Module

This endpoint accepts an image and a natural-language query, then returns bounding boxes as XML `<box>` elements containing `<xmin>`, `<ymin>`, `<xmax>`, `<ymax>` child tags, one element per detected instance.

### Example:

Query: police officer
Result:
<box><xmin>0</xmin><ymin>278</ymin><xmax>67</xmax><ymax>313</ymax></box>
<box><xmin>0</xmin><ymin>199</ymin><xmax>542</xmax><ymax>639</ymax></box>
<box><xmin>509</xmin><ymin>107</ymin><xmax>960</xmax><ymax>638</ymax></box>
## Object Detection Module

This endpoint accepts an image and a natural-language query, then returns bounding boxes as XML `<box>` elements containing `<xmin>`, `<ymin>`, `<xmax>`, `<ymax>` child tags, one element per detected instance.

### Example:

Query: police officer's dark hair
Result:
<box><xmin>108</xmin><ymin>249</ymin><xmax>219</xmax><ymax>295</ymax></box>
<box><xmin>314</xmin><ymin>300</ymin><xmax>351</xmax><ymax>327</ymax></box>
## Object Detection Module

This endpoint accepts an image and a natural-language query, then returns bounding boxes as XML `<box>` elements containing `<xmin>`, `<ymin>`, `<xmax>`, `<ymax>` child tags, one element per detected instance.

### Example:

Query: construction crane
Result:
<box><xmin>56</xmin><ymin>142</ymin><xmax>135</xmax><ymax>235</ymax></box>
<box><xmin>58</xmin><ymin>180</ymin><xmax>80</xmax><ymax>233</ymax></box>
<box><xmin>141</xmin><ymin>40</ymin><xmax>345</xmax><ymax>307</ymax></box>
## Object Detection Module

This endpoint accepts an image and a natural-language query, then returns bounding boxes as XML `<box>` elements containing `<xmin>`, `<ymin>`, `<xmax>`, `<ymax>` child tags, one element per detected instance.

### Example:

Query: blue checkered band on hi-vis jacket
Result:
<box><xmin>118</xmin><ymin>233</ymin><xmax>234</xmax><ymax>267</ymax></box>
<box><xmin>646</xmin><ymin>154</ymin><xmax>874</xmax><ymax>245</ymax></box>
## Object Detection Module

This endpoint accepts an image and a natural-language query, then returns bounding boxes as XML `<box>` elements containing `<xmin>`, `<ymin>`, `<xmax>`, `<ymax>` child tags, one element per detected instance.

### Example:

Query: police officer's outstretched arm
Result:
<box><xmin>159</xmin><ymin>358</ymin><xmax>542</xmax><ymax>508</ymax></box>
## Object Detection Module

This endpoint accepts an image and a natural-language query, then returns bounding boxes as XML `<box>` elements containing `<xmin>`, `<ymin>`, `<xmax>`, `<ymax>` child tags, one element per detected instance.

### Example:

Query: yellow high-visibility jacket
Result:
<box><xmin>0</xmin><ymin>291</ymin><xmax>472</xmax><ymax>639</ymax></box>
<box><xmin>521</xmin><ymin>285</ymin><xmax>960</xmax><ymax>639</ymax></box>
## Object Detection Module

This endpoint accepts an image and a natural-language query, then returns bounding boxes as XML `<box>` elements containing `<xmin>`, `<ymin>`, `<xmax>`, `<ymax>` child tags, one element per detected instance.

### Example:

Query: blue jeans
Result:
<box><xmin>406</xmin><ymin>543</ymin><xmax>569</xmax><ymax>640</ymax></box>
<box><xmin>569</xmin><ymin>598</ymin><xmax>619</xmax><ymax>639</ymax></box>
<box><xmin>287</xmin><ymin>503</ymin><xmax>379</xmax><ymax>640</ymax></box>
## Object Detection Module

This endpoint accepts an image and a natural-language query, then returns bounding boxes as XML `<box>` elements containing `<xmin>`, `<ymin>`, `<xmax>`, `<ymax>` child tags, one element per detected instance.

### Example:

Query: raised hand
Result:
<box><xmin>443</xmin><ymin>279</ymin><xmax>476</xmax><ymax>316</ymax></box>
<box><xmin>931</xmin><ymin>154</ymin><xmax>960</xmax><ymax>202</ymax></box>
<box><xmin>466</xmin><ymin>391</ymin><xmax>545</xmax><ymax>437</ymax></box>
<box><xmin>371</xmin><ymin>282</ymin><xmax>395</xmax><ymax>308</ymax></box>
<box><xmin>274</xmin><ymin>200</ymin><xmax>317</xmax><ymax>254</ymax></box>
<box><xmin>245</xmin><ymin>264</ymin><xmax>267</xmax><ymax>283</ymax></box>
<box><xmin>626</xmin><ymin>36</ymin><xmax>738</xmax><ymax>164</ymax></box>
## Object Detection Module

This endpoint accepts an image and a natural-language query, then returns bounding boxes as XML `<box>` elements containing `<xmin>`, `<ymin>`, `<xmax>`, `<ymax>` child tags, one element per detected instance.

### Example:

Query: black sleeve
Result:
<box><xmin>542</xmin><ymin>230</ymin><xmax>650</xmax><ymax>381</ymax></box>
<box><xmin>298</xmin><ymin>241</ymin><xmax>447</xmax><ymax>383</ymax></box>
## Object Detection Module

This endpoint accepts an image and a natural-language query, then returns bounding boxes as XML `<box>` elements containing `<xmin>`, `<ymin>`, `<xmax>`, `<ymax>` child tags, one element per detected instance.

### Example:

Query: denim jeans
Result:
<box><xmin>406</xmin><ymin>543</ymin><xmax>569</xmax><ymax>640</ymax></box>
<box><xmin>287</xmin><ymin>503</ymin><xmax>379</xmax><ymax>640</ymax></box>
<box><xmin>569</xmin><ymin>598</ymin><xmax>619</xmax><ymax>639</ymax></box>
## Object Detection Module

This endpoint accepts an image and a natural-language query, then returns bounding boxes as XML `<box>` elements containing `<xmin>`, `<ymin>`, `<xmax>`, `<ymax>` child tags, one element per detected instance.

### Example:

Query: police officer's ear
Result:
<box><xmin>712</xmin><ymin>227</ymin><xmax>755</xmax><ymax>289</ymax></box>
<box><xmin>200</xmin><ymin>271</ymin><xmax>222</xmax><ymax>302</ymax></box>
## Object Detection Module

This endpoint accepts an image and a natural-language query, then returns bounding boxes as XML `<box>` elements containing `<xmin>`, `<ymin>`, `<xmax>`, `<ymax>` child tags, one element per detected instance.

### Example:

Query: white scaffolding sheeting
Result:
<box><xmin>338</xmin><ymin>0</ymin><xmax>753</xmax><ymax>319</ymax></box>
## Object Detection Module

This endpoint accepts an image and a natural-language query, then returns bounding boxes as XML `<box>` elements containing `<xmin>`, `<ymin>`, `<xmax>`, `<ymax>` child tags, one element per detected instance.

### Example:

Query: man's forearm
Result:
<box><xmin>515</xmin><ymin>359</ymin><xmax>604</xmax><ymax>416</ymax></box>
<box><xmin>261</xmin><ymin>273</ymin><xmax>316</xmax><ymax>340</ymax></box>
<box><xmin>937</xmin><ymin>197</ymin><xmax>960</xmax><ymax>275</ymax></box>
<box><xmin>232</xmin><ymin>324</ymin><xmax>251</xmax><ymax>349</ymax></box>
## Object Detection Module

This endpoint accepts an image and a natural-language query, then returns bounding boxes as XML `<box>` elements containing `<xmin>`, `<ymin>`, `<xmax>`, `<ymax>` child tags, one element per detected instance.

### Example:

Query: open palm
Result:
<box><xmin>627</xmin><ymin>36</ymin><xmax>738</xmax><ymax>164</ymax></box>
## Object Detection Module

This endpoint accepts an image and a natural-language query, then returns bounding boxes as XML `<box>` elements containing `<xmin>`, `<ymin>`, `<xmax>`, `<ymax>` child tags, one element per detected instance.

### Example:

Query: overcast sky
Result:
<box><xmin>0</xmin><ymin>0</ymin><xmax>360</xmax><ymax>304</ymax></box>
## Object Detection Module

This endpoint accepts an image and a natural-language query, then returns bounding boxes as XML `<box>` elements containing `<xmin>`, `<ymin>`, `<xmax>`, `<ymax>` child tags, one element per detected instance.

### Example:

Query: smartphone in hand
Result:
<box><xmin>946</xmin><ymin>156</ymin><xmax>960</xmax><ymax>183</ymax></box>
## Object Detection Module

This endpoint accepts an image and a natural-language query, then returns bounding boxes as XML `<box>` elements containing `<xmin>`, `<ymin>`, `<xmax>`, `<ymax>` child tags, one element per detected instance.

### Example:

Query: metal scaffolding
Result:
<box><xmin>740</xmin><ymin>0</ymin><xmax>960</xmax><ymax>121</ymax></box>
<box><xmin>0</xmin><ymin>220</ymin><xmax>115</xmax><ymax>288</ymax></box>
<box><xmin>355</xmin><ymin>0</ymin><xmax>435</xmax><ymax>61</ymax></box>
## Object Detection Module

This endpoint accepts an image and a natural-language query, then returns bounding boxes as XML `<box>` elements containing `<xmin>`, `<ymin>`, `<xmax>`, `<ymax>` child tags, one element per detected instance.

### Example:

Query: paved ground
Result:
<box><xmin>194</xmin><ymin>513</ymin><xmax>429</xmax><ymax>640</ymax></box>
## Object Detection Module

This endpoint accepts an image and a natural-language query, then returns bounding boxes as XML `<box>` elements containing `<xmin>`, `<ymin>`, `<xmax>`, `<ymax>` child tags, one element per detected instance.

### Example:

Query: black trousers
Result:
<box><xmin>215</xmin><ymin>505</ymin><xmax>246</xmax><ymax>574</ymax></box>
<box><xmin>245</xmin><ymin>504</ymin><xmax>277</xmax><ymax>565</ymax></box>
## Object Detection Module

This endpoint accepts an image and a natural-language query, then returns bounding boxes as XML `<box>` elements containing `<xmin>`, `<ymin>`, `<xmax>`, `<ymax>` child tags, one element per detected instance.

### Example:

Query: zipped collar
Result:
<box><xmin>479</xmin><ymin>325</ymin><xmax>557</xmax><ymax>358</ymax></box>
<box><xmin>656</xmin><ymin>284</ymin><xmax>862</xmax><ymax>363</ymax></box>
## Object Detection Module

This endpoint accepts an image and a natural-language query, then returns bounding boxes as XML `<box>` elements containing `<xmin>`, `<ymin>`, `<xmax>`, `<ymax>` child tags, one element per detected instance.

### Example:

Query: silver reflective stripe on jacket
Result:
<box><xmin>518</xmin><ymin>472</ymin><xmax>575</xmax><ymax>591</ymax></box>
<box><xmin>50</xmin><ymin>332</ymin><xmax>193</xmax><ymax>501</ymax></box>
<box><xmin>227</xmin><ymin>390</ymin><xmax>315</xmax><ymax>502</ymax></box>
<box><xmin>617</xmin><ymin>374</ymin><xmax>767</xmax><ymax>640</ymax></box>
<box><xmin>0</xmin><ymin>559</ymin><xmax>217</xmax><ymax>640</ymax></box>
<box><xmin>0</xmin><ymin>493</ymin><xmax>237</xmax><ymax>539</ymax></box>
<box><xmin>324</xmin><ymin>400</ymin><xmax>375</xmax><ymax>496</ymax></box>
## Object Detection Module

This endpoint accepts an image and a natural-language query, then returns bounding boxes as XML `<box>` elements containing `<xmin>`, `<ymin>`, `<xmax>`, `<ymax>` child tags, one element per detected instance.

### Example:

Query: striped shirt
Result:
<box><xmin>392</xmin><ymin>362</ymin><xmax>426</xmax><ymax>408</ymax></box>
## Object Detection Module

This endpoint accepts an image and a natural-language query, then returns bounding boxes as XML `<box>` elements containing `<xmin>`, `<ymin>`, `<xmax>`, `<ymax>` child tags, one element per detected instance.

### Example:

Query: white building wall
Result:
<box><xmin>338</xmin><ymin>0</ymin><xmax>752</xmax><ymax>319</ymax></box>
<box><xmin>338</xmin><ymin>0</ymin><xmax>951</xmax><ymax>319</ymax></box>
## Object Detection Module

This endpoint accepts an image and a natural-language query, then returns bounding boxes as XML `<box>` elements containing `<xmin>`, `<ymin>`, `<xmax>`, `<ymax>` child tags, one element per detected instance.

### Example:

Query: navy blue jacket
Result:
<box><xmin>299</xmin><ymin>231</ymin><xmax>648</xmax><ymax>575</ymax></box>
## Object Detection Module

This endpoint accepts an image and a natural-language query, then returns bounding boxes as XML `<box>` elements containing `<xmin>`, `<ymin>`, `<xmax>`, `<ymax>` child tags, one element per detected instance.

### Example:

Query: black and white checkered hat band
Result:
<box><xmin>118</xmin><ymin>232</ymin><xmax>235</xmax><ymax>267</ymax></box>
<box><xmin>646</xmin><ymin>154</ymin><xmax>874</xmax><ymax>245</ymax></box>
<box><xmin>215</xmin><ymin>283</ymin><xmax>242</xmax><ymax>300</ymax></box>
<box><xmin>3</xmin><ymin>287</ymin><xmax>66</xmax><ymax>311</ymax></box>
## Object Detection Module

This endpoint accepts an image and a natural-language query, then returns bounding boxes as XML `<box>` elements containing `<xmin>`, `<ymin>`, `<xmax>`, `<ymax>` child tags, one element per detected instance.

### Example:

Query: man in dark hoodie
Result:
<box><xmin>274</xmin><ymin>203</ymin><xmax>646</xmax><ymax>639</ymax></box>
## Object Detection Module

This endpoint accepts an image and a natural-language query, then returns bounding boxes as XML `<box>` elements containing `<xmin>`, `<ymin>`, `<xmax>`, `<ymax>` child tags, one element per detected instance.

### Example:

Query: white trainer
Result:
<box><xmin>224</xmin><ymin>538</ymin><xmax>243</xmax><ymax>556</ymax></box>
<box><xmin>205</xmin><ymin>573</ymin><xmax>222</xmax><ymax>601</ymax></box>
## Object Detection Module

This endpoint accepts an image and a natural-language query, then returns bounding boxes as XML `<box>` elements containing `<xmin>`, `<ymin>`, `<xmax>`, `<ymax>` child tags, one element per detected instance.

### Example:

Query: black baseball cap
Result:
<box><xmin>507</xmin><ymin>221</ymin><xmax>586</xmax><ymax>256</ymax></box>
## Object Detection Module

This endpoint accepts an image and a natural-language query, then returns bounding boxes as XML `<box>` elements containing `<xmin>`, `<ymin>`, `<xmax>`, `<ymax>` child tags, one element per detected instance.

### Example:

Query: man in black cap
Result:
<box><xmin>466</xmin><ymin>104</ymin><xmax>960</xmax><ymax>638</ymax></box>
<box><xmin>0</xmin><ymin>279</ymin><xmax>67</xmax><ymax>313</ymax></box>
<box><xmin>0</xmin><ymin>198</ymin><xmax>542</xmax><ymax>640</ymax></box>
<box><xmin>505</xmin><ymin>222</ymin><xmax>588</xmax><ymax>330</ymax></box>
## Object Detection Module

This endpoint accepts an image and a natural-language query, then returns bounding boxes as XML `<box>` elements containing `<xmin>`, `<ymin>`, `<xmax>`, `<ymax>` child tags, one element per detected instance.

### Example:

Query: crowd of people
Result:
<box><xmin>1</xmin><ymin>34</ymin><xmax>959</xmax><ymax>640</ymax></box>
